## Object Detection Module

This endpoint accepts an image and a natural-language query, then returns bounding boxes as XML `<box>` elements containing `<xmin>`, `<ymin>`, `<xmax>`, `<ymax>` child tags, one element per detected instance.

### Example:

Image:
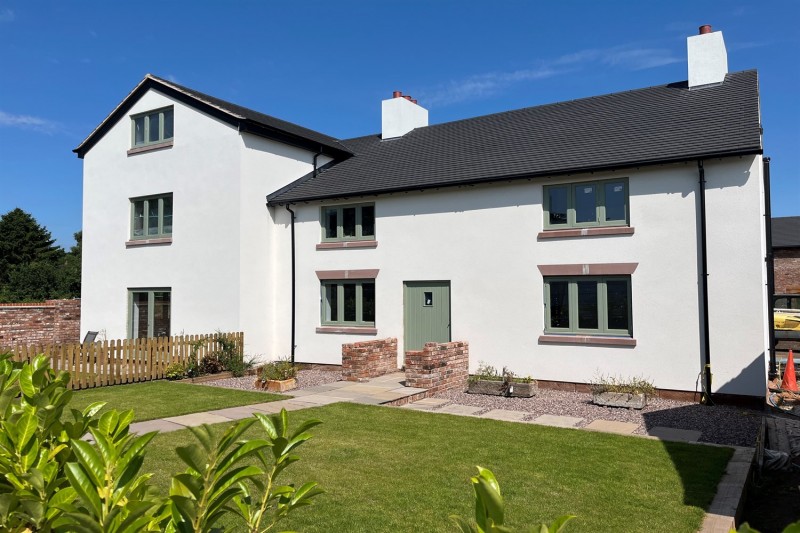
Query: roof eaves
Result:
<box><xmin>266</xmin><ymin>147</ymin><xmax>763</xmax><ymax>206</ymax></box>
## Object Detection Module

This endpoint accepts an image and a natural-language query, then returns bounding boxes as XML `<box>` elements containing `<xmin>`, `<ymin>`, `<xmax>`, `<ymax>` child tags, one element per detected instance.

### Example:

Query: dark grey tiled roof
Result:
<box><xmin>773</xmin><ymin>216</ymin><xmax>800</xmax><ymax>248</ymax></box>
<box><xmin>268</xmin><ymin>70</ymin><xmax>761</xmax><ymax>204</ymax></box>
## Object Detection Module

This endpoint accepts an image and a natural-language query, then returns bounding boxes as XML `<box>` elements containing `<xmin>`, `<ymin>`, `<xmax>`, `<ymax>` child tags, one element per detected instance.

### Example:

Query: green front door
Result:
<box><xmin>404</xmin><ymin>281</ymin><xmax>451</xmax><ymax>351</ymax></box>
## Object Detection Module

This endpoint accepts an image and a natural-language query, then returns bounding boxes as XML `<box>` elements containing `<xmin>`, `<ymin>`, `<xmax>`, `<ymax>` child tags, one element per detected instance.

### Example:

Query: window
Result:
<box><xmin>129</xmin><ymin>289</ymin><xmax>171</xmax><ymax>338</ymax></box>
<box><xmin>544</xmin><ymin>276</ymin><xmax>632</xmax><ymax>336</ymax></box>
<box><xmin>321</xmin><ymin>280</ymin><xmax>375</xmax><ymax>326</ymax></box>
<box><xmin>544</xmin><ymin>179</ymin><xmax>628</xmax><ymax>229</ymax></box>
<box><xmin>321</xmin><ymin>203</ymin><xmax>375</xmax><ymax>241</ymax></box>
<box><xmin>131</xmin><ymin>194</ymin><xmax>172</xmax><ymax>239</ymax></box>
<box><xmin>132</xmin><ymin>107</ymin><xmax>174</xmax><ymax>147</ymax></box>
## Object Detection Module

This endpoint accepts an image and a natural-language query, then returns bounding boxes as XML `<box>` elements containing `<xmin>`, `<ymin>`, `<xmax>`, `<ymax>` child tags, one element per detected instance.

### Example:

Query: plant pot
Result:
<box><xmin>255</xmin><ymin>377</ymin><xmax>297</xmax><ymax>392</ymax></box>
<box><xmin>592</xmin><ymin>391</ymin><xmax>647</xmax><ymax>410</ymax></box>
<box><xmin>467</xmin><ymin>379</ymin><xmax>536</xmax><ymax>397</ymax></box>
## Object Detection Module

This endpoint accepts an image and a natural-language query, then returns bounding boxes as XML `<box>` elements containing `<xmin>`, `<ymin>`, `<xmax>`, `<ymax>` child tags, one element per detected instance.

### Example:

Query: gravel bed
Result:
<box><xmin>200</xmin><ymin>371</ymin><xmax>760</xmax><ymax>447</ymax></box>
<box><xmin>432</xmin><ymin>388</ymin><xmax>761</xmax><ymax>447</ymax></box>
<box><xmin>198</xmin><ymin>369</ymin><xmax>341</xmax><ymax>392</ymax></box>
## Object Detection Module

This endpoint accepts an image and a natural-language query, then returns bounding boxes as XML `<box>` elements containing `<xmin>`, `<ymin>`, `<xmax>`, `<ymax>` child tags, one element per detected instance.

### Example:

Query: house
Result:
<box><xmin>772</xmin><ymin>216</ymin><xmax>800</xmax><ymax>296</ymax></box>
<box><xmin>75</xmin><ymin>25</ymin><xmax>770</xmax><ymax>403</ymax></box>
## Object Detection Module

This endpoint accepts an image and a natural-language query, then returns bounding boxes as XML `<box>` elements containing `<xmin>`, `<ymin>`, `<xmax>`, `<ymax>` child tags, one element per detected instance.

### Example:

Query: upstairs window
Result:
<box><xmin>131</xmin><ymin>194</ymin><xmax>173</xmax><ymax>239</ymax></box>
<box><xmin>321</xmin><ymin>203</ymin><xmax>375</xmax><ymax>242</ymax></box>
<box><xmin>132</xmin><ymin>107</ymin><xmax>174</xmax><ymax>147</ymax></box>
<box><xmin>544</xmin><ymin>179</ymin><xmax>628</xmax><ymax>229</ymax></box>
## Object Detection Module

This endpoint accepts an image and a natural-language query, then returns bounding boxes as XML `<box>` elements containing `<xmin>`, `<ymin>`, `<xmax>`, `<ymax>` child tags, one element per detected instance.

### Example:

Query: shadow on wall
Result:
<box><xmin>713</xmin><ymin>352</ymin><xmax>768</xmax><ymax>398</ymax></box>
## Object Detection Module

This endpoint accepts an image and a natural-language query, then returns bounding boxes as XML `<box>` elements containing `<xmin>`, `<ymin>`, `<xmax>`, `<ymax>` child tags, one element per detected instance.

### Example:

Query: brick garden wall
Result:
<box><xmin>775</xmin><ymin>248</ymin><xmax>800</xmax><ymax>294</ymax></box>
<box><xmin>0</xmin><ymin>299</ymin><xmax>81</xmax><ymax>347</ymax></box>
<box><xmin>404</xmin><ymin>341</ymin><xmax>469</xmax><ymax>393</ymax></box>
<box><xmin>341</xmin><ymin>337</ymin><xmax>398</xmax><ymax>381</ymax></box>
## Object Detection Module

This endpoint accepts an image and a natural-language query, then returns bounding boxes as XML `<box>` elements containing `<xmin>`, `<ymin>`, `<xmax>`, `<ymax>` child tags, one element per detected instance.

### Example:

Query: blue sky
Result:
<box><xmin>1</xmin><ymin>1</ymin><xmax>798</xmax><ymax>247</ymax></box>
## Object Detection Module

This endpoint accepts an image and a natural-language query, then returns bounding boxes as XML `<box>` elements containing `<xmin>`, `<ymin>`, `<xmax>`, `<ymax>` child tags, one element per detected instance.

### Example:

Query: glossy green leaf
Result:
<box><xmin>70</xmin><ymin>439</ymin><xmax>105</xmax><ymax>487</ymax></box>
<box><xmin>64</xmin><ymin>461</ymin><xmax>102</xmax><ymax>518</ymax></box>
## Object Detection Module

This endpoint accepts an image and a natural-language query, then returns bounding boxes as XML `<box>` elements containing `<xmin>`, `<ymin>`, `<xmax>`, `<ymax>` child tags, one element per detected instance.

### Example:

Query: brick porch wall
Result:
<box><xmin>341</xmin><ymin>337</ymin><xmax>398</xmax><ymax>381</ymax></box>
<box><xmin>775</xmin><ymin>248</ymin><xmax>800</xmax><ymax>295</ymax></box>
<box><xmin>0</xmin><ymin>299</ymin><xmax>81</xmax><ymax>347</ymax></box>
<box><xmin>404</xmin><ymin>341</ymin><xmax>469</xmax><ymax>393</ymax></box>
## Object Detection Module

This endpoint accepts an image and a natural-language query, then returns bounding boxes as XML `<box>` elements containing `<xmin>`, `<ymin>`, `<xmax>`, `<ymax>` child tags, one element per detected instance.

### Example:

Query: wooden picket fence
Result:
<box><xmin>1</xmin><ymin>332</ymin><xmax>244</xmax><ymax>390</ymax></box>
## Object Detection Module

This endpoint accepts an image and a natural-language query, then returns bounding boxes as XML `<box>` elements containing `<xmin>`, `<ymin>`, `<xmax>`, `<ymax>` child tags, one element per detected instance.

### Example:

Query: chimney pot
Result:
<box><xmin>403</xmin><ymin>95</ymin><xmax>412</xmax><ymax>101</ymax></box>
<box><xmin>393</xmin><ymin>91</ymin><xmax>402</xmax><ymax>98</ymax></box>
<box><xmin>699</xmin><ymin>24</ymin><xmax>712</xmax><ymax>35</ymax></box>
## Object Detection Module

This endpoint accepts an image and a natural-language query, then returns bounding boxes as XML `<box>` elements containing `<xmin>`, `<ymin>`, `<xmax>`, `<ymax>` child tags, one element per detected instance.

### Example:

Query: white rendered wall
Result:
<box><xmin>688</xmin><ymin>31</ymin><xmax>728</xmax><ymax>87</ymax></box>
<box><xmin>81</xmin><ymin>89</ymin><xmax>323</xmax><ymax>358</ymax></box>
<box><xmin>238</xmin><ymin>136</ymin><xmax>330</xmax><ymax>360</ymax></box>
<box><xmin>381</xmin><ymin>97</ymin><xmax>428</xmax><ymax>139</ymax></box>
<box><xmin>82</xmin><ymin>90</ymin><xmax>243</xmax><ymax>342</ymax></box>
<box><xmin>284</xmin><ymin>157</ymin><xmax>767</xmax><ymax>397</ymax></box>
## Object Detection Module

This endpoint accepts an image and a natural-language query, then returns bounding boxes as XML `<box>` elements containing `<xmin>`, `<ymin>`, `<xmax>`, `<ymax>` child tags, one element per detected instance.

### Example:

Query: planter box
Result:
<box><xmin>467</xmin><ymin>379</ymin><xmax>536</xmax><ymax>398</ymax></box>
<box><xmin>592</xmin><ymin>391</ymin><xmax>647</xmax><ymax>410</ymax></box>
<box><xmin>255</xmin><ymin>377</ymin><xmax>297</xmax><ymax>392</ymax></box>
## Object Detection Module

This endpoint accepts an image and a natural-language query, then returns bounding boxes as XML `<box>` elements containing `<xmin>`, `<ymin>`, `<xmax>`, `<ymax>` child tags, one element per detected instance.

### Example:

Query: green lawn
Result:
<box><xmin>141</xmin><ymin>403</ymin><xmax>732</xmax><ymax>532</ymax></box>
<box><xmin>68</xmin><ymin>381</ymin><xmax>286</xmax><ymax>422</ymax></box>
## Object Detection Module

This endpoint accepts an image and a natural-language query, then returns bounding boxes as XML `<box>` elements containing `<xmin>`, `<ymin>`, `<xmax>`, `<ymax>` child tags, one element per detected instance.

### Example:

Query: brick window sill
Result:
<box><xmin>538</xmin><ymin>334</ymin><xmax>636</xmax><ymax>347</ymax></box>
<box><xmin>126</xmin><ymin>237</ymin><xmax>172</xmax><ymax>247</ymax></box>
<box><xmin>316</xmin><ymin>326</ymin><xmax>378</xmax><ymax>335</ymax></box>
<box><xmin>127</xmin><ymin>140</ymin><xmax>173</xmax><ymax>156</ymax></box>
<box><xmin>316</xmin><ymin>240</ymin><xmax>378</xmax><ymax>250</ymax></box>
<box><xmin>537</xmin><ymin>226</ymin><xmax>635</xmax><ymax>239</ymax></box>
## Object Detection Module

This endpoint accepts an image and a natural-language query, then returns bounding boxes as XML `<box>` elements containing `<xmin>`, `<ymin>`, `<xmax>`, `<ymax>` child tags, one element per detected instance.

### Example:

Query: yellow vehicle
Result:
<box><xmin>774</xmin><ymin>294</ymin><xmax>800</xmax><ymax>339</ymax></box>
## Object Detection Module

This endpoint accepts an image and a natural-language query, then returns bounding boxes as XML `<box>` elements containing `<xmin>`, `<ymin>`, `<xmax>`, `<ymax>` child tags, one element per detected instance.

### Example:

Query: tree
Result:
<box><xmin>0</xmin><ymin>209</ymin><xmax>80</xmax><ymax>302</ymax></box>
<box><xmin>0</xmin><ymin>208</ymin><xmax>64</xmax><ymax>286</ymax></box>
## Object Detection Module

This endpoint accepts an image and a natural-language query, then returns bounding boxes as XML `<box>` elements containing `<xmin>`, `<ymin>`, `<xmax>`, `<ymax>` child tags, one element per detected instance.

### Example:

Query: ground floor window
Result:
<box><xmin>129</xmin><ymin>289</ymin><xmax>171</xmax><ymax>338</ymax></box>
<box><xmin>321</xmin><ymin>280</ymin><xmax>375</xmax><ymax>326</ymax></box>
<box><xmin>544</xmin><ymin>276</ymin><xmax>631</xmax><ymax>336</ymax></box>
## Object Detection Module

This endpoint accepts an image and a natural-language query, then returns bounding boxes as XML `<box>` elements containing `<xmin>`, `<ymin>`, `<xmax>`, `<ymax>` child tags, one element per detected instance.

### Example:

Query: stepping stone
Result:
<box><xmin>532</xmin><ymin>414</ymin><xmax>584</xmax><ymax>428</ymax></box>
<box><xmin>436</xmin><ymin>404</ymin><xmax>482</xmax><ymax>416</ymax></box>
<box><xmin>646</xmin><ymin>426</ymin><xmax>701</xmax><ymax>443</ymax></box>
<box><xmin>389</xmin><ymin>387</ymin><xmax>428</xmax><ymax>394</ymax></box>
<box><xmin>585</xmin><ymin>419</ymin><xmax>638</xmax><ymax>435</ymax></box>
<box><xmin>337</xmin><ymin>385</ymin><xmax>389</xmax><ymax>393</ymax></box>
<box><xmin>348</xmin><ymin>396</ymin><xmax>385</xmax><ymax>405</ymax></box>
<box><xmin>249</xmin><ymin>402</ymin><xmax>290</xmax><ymax>413</ymax></box>
<box><xmin>411</xmin><ymin>398</ymin><xmax>449</xmax><ymax>407</ymax></box>
<box><xmin>480</xmin><ymin>409</ymin><xmax>527</xmax><ymax>422</ymax></box>
<box><xmin>130</xmin><ymin>419</ymin><xmax>186</xmax><ymax>434</ymax></box>
<box><xmin>294</xmin><ymin>394</ymin><xmax>345</xmax><ymax>405</ymax></box>
<box><xmin>164</xmin><ymin>412</ymin><xmax>233</xmax><ymax>427</ymax></box>
<box><xmin>399</xmin><ymin>402</ymin><xmax>434</xmax><ymax>410</ymax></box>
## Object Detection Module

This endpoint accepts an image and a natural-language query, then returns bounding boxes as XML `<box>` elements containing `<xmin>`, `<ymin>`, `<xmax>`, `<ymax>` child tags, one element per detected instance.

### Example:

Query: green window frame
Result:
<box><xmin>320</xmin><ymin>203</ymin><xmax>375</xmax><ymax>242</ymax></box>
<box><xmin>128</xmin><ymin>288</ymin><xmax>171</xmax><ymax>339</ymax></box>
<box><xmin>131</xmin><ymin>106</ymin><xmax>174</xmax><ymax>147</ymax></box>
<box><xmin>320</xmin><ymin>280</ymin><xmax>375</xmax><ymax>326</ymax></box>
<box><xmin>543</xmin><ymin>178</ymin><xmax>629</xmax><ymax>229</ymax></box>
<box><xmin>131</xmin><ymin>194</ymin><xmax>173</xmax><ymax>239</ymax></box>
<box><xmin>543</xmin><ymin>276</ymin><xmax>632</xmax><ymax>336</ymax></box>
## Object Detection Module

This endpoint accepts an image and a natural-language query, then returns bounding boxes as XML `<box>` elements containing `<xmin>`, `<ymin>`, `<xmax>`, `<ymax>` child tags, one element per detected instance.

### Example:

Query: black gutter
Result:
<box><xmin>697</xmin><ymin>160</ymin><xmax>713</xmax><ymax>405</ymax></box>
<box><xmin>764</xmin><ymin>157</ymin><xmax>777</xmax><ymax>379</ymax></box>
<box><xmin>286</xmin><ymin>204</ymin><xmax>296</xmax><ymax>365</ymax></box>
<box><xmin>267</xmin><ymin>148</ymin><xmax>764</xmax><ymax>206</ymax></box>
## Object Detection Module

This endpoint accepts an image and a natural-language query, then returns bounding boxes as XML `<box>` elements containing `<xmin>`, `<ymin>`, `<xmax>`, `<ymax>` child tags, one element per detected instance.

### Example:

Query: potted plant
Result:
<box><xmin>590</xmin><ymin>375</ymin><xmax>655</xmax><ymax>410</ymax></box>
<box><xmin>467</xmin><ymin>362</ymin><xmax>537</xmax><ymax>397</ymax></box>
<box><xmin>256</xmin><ymin>358</ymin><xmax>297</xmax><ymax>392</ymax></box>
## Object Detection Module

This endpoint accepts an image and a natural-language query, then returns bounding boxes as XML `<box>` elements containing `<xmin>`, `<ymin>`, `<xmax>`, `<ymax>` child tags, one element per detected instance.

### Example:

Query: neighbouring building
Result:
<box><xmin>772</xmin><ymin>216</ymin><xmax>800</xmax><ymax>296</ymax></box>
<box><xmin>75</xmin><ymin>25</ymin><xmax>771</xmax><ymax>402</ymax></box>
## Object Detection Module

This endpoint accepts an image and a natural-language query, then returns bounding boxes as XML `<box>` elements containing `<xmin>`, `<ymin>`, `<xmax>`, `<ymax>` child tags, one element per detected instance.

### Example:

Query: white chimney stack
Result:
<box><xmin>687</xmin><ymin>24</ymin><xmax>728</xmax><ymax>88</ymax></box>
<box><xmin>382</xmin><ymin>91</ymin><xmax>428</xmax><ymax>139</ymax></box>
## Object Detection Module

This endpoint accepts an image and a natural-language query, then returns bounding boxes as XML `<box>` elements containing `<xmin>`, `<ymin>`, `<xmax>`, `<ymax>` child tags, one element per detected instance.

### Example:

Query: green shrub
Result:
<box><xmin>260</xmin><ymin>358</ymin><xmax>297</xmax><ymax>381</ymax></box>
<box><xmin>590</xmin><ymin>374</ymin><xmax>656</xmax><ymax>398</ymax></box>
<box><xmin>164</xmin><ymin>361</ymin><xmax>187</xmax><ymax>380</ymax></box>
<box><xmin>0</xmin><ymin>353</ymin><xmax>323</xmax><ymax>532</ymax></box>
